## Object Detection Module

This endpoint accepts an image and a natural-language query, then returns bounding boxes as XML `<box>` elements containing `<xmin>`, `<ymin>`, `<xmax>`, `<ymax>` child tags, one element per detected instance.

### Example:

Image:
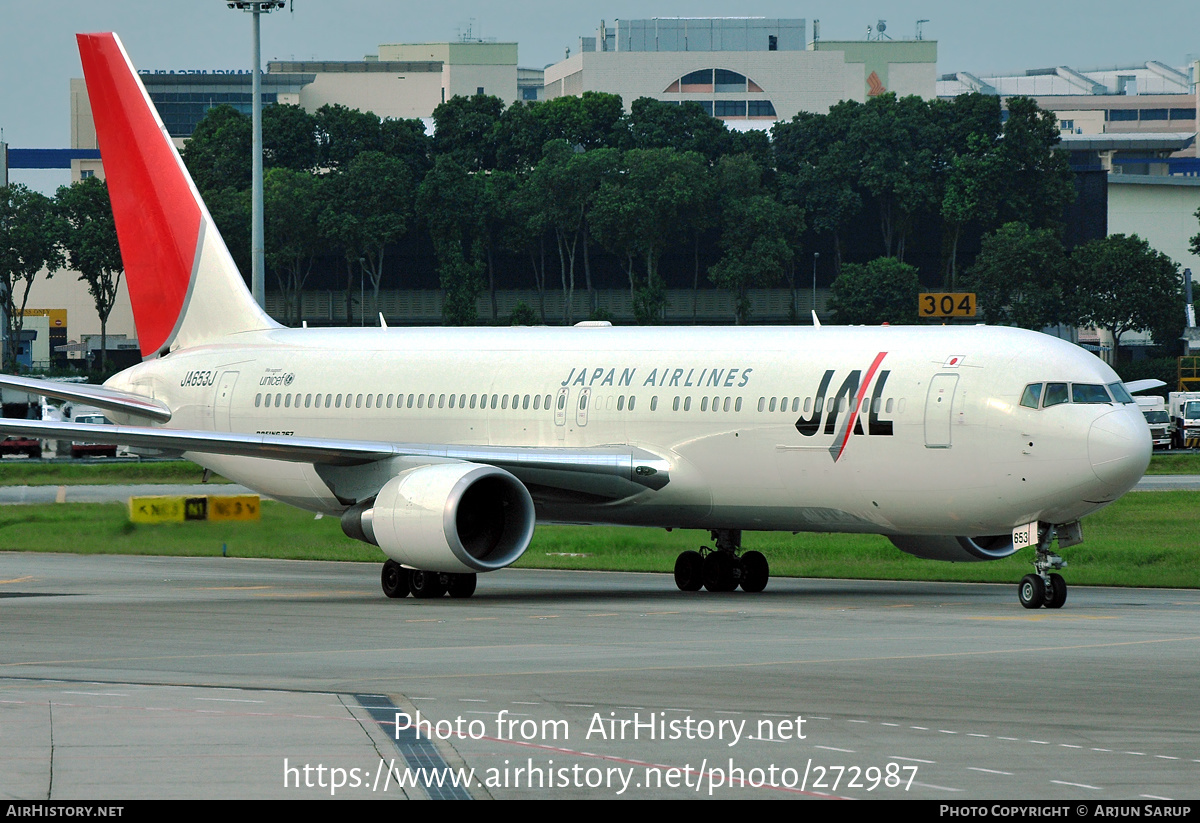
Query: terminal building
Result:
<box><xmin>543</xmin><ymin>18</ymin><xmax>937</xmax><ymax>124</ymax></box>
<box><xmin>937</xmin><ymin>61</ymin><xmax>1199</xmax><ymax>166</ymax></box>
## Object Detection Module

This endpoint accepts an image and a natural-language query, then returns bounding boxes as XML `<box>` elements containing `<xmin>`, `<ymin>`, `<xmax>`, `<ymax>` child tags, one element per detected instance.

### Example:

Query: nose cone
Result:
<box><xmin>1088</xmin><ymin>408</ymin><xmax>1152</xmax><ymax>498</ymax></box>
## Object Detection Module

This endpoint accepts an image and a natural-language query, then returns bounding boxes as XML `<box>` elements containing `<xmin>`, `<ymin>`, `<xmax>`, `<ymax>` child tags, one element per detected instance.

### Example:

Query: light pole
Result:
<box><xmin>812</xmin><ymin>251</ymin><xmax>820</xmax><ymax>323</ymax></box>
<box><xmin>227</xmin><ymin>1</ymin><xmax>286</xmax><ymax>310</ymax></box>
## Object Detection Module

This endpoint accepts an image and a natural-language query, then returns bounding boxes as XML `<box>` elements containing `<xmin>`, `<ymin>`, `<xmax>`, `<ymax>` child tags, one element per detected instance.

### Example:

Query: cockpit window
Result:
<box><xmin>1072</xmin><ymin>383</ymin><xmax>1112</xmax><ymax>404</ymax></box>
<box><xmin>1020</xmin><ymin>384</ymin><xmax>1042</xmax><ymax>409</ymax></box>
<box><xmin>1108</xmin><ymin>382</ymin><xmax>1135</xmax><ymax>404</ymax></box>
<box><xmin>1043</xmin><ymin>382</ymin><xmax>1069</xmax><ymax>407</ymax></box>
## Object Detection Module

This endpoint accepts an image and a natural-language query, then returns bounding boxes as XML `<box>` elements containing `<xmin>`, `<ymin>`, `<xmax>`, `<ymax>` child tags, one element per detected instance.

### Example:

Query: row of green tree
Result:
<box><xmin>180</xmin><ymin>91</ymin><xmax>1089</xmax><ymax>328</ymax></box>
<box><xmin>829</xmin><ymin>228</ymin><xmax>1184</xmax><ymax>361</ymax></box>
<box><xmin>0</xmin><ymin>178</ymin><xmax>122</xmax><ymax>372</ymax></box>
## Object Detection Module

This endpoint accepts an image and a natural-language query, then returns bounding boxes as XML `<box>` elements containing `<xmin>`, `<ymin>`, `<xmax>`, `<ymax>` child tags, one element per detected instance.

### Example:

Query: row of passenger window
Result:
<box><xmin>255</xmin><ymin>389</ymin><xmax>901</xmax><ymax>418</ymax></box>
<box><xmin>673</xmin><ymin>396</ymin><xmax>741</xmax><ymax>412</ymax></box>
<box><xmin>756</xmin><ymin>395</ymin><xmax>900</xmax><ymax>415</ymax></box>
<box><xmin>1019</xmin><ymin>381</ymin><xmax>1135</xmax><ymax>409</ymax></box>
<box><xmin>256</xmin><ymin>392</ymin><xmax>556</xmax><ymax>411</ymax></box>
<box><xmin>578</xmin><ymin>394</ymin><xmax>899</xmax><ymax>414</ymax></box>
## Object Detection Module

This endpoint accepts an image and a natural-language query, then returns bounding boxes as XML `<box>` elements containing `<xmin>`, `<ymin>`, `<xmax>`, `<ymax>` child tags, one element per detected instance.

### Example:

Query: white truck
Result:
<box><xmin>1168</xmin><ymin>391</ymin><xmax>1200</xmax><ymax>449</ymax></box>
<box><xmin>1136</xmin><ymin>396</ymin><xmax>1173</xmax><ymax>450</ymax></box>
<box><xmin>61</xmin><ymin>403</ymin><xmax>118</xmax><ymax>458</ymax></box>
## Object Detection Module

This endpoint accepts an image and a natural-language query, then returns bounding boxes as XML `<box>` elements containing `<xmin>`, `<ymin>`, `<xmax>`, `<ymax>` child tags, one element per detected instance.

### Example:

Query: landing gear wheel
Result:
<box><xmin>703</xmin><ymin>551</ymin><xmax>737</xmax><ymax>592</ymax></box>
<box><xmin>1019</xmin><ymin>574</ymin><xmax>1045</xmax><ymax>609</ymax></box>
<box><xmin>674</xmin><ymin>550</ymin><xmax>704</xmax><ymax>592</ymax></box>
<box><xmin>1024</xmin><ymin>522</ymin><xmax>1070</xmax><ymax>609</ymax></box>
<box><xmin>1045</xmin><ymin>573</ymin><xmax>1067</xmax><ymax>609</ymax></box>
<box><xmin>446</xmin><ymin>573</ymin><xmax>477</xmax><ymax>599</ymax></box>
<box><xmin>740</xmin><ymin>551</ymin><xmax>769</xmax><ymax>593</ymax></box>
<box><xmin>409</xmin><ymin>570</ymin><xmax>447</xmax><ymax>598</ymax></box>
<box><xmin>381</xmin><ymin>560</ymin><xmax>409</xmax><ymax>599</ymax></box>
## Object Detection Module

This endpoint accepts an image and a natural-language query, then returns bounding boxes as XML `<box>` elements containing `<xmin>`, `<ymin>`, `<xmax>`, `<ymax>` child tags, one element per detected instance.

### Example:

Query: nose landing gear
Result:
<box><xmin>673</xmin><ymin>529</ymin><xmax>770</xmax><ymax>593</ymax></box>
<box><xmin>1018</xmin><ymin>523</ymin><xmax>1074</xmax><ymax>609</ymax></box>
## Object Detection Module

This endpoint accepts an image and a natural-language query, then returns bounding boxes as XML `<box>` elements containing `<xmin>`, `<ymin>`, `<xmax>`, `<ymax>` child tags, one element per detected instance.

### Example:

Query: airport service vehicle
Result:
<box><xmin>0</xmin><ymin>33</ymin><xmax>1152</xmax><ymax>609</ymax></box>
<box><xmin>1136</xmin><ymin>396</ymin><xmax>1173</xmax><ymax>450</ymax></box>
<box><xmin>1169</xmin><ymin>392</ymin><xmax>1200</xmax><ymax>449</ymax></box>
<box><xmin>0</xmin><ymin>387</ymin><xmax>44</xmax><ymax>458</ymax></box>
<box><xmin>62</xmin><ymin>404</ymin><xmax>119</xmax><ymax>458</ymax></box>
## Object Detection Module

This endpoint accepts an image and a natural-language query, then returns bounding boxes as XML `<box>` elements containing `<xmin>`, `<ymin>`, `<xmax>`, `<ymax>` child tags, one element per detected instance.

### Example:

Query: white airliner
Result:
<box><xmin>0</xmin><ymin>33</ymin><xmax>1152</xmax><ymax>608</ymax></box>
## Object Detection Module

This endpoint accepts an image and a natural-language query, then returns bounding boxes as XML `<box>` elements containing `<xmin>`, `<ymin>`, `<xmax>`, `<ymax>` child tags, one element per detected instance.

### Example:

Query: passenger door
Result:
<box><xmin>924</xmin><ymin>373</ymin><xmax>958</xmax><ymax>448</ymax></box>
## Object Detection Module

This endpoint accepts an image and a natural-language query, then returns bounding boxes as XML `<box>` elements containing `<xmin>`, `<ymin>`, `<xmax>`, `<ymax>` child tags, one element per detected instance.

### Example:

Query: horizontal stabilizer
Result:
<box><xmin>0</xmin><ymin>374</ymin><xmax>171</xmax><ymax>422</ymax></box>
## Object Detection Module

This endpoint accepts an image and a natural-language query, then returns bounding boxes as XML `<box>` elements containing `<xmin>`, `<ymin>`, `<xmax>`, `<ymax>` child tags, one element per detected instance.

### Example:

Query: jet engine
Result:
<box><xmin>343</xmin><ymin>462</ymin><xmax>536</xmax><ymax>574</ymax></box>
<box><xmin>888</xmin><ymin>534</ymin><xmax>1018</xmax><ymax>562</ymax></box>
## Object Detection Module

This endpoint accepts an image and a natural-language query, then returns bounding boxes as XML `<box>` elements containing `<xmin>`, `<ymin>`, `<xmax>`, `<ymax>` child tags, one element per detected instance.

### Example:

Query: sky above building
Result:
<box><xmin>2</xmin><ymin>0</ymin><xmax>1196</xmax><ymax>191</ymax></box>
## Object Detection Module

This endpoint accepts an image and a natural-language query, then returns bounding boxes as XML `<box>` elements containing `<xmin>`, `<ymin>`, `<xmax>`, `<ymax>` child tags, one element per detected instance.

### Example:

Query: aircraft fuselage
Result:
<box><xmin>107</xmin><ymin>322</ymin><xmax>1150</xmax><ymax>540</ymax></box>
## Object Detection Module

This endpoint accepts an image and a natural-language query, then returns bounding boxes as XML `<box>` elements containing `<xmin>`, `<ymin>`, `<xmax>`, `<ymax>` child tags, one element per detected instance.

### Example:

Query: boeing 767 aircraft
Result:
<box><xmin>0</xmin><ymin>33</ymin><xmax>1152</xmax><ymax>607</ymax></box>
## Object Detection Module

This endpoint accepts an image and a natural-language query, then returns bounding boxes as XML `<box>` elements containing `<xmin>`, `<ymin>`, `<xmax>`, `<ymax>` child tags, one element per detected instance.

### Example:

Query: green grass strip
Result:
<box><xmin>1</xmin><ymin>490</ymin><xmax>1196</xmax><ymax>588</ymax></box>
<box><xmin>0</xmin><ymin>460</ymin><xmax>226</xmax><ymax>486</ymax></box>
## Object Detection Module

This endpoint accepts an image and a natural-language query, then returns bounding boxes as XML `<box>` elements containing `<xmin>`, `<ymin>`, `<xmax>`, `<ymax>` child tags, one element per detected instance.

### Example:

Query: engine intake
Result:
<box><xmin>345</xmin><ymin>462</ymin><xmax>535</xmax><ymax>573</ymax></box>
<box><xmin>888</xmin><ymin>534</ymin><xmax>1018</xmax><ymax>562</ymax></box>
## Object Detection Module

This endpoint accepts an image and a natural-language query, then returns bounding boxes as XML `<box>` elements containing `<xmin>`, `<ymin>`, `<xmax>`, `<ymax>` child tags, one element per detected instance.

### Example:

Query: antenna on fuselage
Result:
<box><xmin>812</xmin><ymin>310</ymin><xmax>822</xmax><ymax>328</ymax></box>
<box><xmin>379</xmin><ymin>313</ymin><xmax>388</xmax><ymax>328</ymax></box>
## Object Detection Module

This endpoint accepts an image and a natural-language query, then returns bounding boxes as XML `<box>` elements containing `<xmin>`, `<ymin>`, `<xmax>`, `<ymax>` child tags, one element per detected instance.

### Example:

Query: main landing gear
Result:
<box><xmin>1017</xmin><ymin>524</ymin><xmax>1069</xmax><ymax>610</ymax></box>
<box><xmin>674</xmin><ymin>529</ymin><xmax>769</xmax><ymax>593</ymax></box>
<box><xmin>381</xmin><ymin>559</ymin><xmax>477</xmax><ymax>599</ymax></box>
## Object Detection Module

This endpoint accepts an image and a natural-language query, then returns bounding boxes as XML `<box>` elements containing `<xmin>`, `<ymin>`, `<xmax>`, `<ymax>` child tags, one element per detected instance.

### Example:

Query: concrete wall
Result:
<box><xmin>815</xmin><ymin>40</ymin><xmax>938</xmax><ymax>101</ymax></box>
<box><xmin>1108</xmin><ymin>176</ymin><xmax>1200</xmax><ymax>271</ymax></box>
<box><xmin>379</xmin><ymin>42</ymin><xmax>520</xmax><ymax>104</ymax></box>
<box><xmin>296</xmin><ymin>70</ymin><xmax>443</xmax><ymax>120</ymax></box>
<box><xmin>1106</xmin><ymin>175</ymin><xmax>1200</xmax><ymax>348</ymax></box>
<box><xmin>26</xmin><ymin>270</ymin><xmax>137</xmax><ymax>344</ymax></box>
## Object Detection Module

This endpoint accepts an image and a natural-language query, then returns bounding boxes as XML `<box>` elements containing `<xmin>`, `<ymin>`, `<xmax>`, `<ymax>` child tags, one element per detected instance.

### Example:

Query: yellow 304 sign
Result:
<box><xmin>919</xmin><ymin>292</ymin><xmax>976</xmax><ymax>318</ymax></box>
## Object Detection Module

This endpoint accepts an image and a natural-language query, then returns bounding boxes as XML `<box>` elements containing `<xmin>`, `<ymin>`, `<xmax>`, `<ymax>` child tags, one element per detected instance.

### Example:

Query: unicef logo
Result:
<box><xmin>258</xmin><ymin>371</ymin><xmax>297</xmax><ymax>387</ymax></box>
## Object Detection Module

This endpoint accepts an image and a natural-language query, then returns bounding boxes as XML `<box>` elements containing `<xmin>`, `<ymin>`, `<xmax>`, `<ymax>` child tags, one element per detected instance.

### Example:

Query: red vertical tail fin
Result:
<box><xmin>77</xmin><ymin>33</ymin><xmax>278</xmax><ymax>357</ymax></box>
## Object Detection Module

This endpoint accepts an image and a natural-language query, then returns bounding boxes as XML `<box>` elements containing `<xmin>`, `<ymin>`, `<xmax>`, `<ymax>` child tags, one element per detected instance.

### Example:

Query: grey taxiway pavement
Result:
<box><xmin>2</xmin><ymin>553</ymin><xmax>1198</xmax><ymax>800</ymax></box>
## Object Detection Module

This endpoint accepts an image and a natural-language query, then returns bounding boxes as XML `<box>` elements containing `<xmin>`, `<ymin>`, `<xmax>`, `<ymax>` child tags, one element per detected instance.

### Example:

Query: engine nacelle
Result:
<box><xmin>348</xmin><ymin>462</ymin><xmax>536</xmax><ymax>574</ymax></box>
<box><xmin>888</xmin><ymin>534</ymin><xmax>1018</xmax><ymax>562</ymax></box>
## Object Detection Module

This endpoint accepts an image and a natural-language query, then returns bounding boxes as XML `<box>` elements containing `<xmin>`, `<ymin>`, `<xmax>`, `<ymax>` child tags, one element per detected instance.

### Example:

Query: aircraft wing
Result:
<box><xmin>0</xmin><ymin>374</ymin><xmax>172</xmax><ymax>423</ymax></box>
<box><xmin>0</xmin><ymin>418</ymin><xmax>669</xmax><ymax>498</ymax></box>
<box><xmin>1124</xmin><ymin>378</ymin><xmax>1167</xmax><ymax>394</ymax></box>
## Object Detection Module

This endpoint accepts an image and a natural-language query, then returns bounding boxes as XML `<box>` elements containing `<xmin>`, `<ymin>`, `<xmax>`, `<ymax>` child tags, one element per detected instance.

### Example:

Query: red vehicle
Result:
<box><xmin>68</xmin><ymin>408</ymin><xmax>118</xmax><ymax>458</ymax></box>
<box><xmin>1</xmin><ymin>390</ymin><xmax>43</xmax><ymax>458</ymax></box>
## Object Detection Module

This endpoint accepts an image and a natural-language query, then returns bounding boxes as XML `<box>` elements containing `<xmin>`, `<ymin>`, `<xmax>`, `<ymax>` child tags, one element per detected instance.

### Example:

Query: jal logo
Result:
<box><xmin>795</xmin><ymin>352</ymin><xmax>893</xmax><ymax>462</ymax></box>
